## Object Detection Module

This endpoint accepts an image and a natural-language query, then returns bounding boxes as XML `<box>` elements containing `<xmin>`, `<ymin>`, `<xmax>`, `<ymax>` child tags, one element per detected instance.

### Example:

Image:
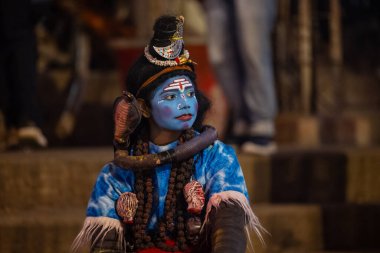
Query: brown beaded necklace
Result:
<box><xmin>132</xmin><ymin>129</ymin><xmax>198</xmax><ymax>252</ymax></box>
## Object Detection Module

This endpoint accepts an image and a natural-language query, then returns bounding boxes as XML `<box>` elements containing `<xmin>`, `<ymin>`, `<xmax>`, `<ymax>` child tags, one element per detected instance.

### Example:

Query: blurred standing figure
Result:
<box><xmin>0</xmin><ymin>0</ymin><xmax>48</xmax><ymax>149</ymax></box>
<box><xmin>203</xmin><ymin>0</ymin><xmax>277</xmax><ymax>154</ymax></box>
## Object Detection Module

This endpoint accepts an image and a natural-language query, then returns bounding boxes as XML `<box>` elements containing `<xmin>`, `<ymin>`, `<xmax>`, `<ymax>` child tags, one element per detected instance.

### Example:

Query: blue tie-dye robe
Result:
<box><xmin>86</xmin><ymin>139</ymin><xmax>249</xmax><ymax>229</ymax></box>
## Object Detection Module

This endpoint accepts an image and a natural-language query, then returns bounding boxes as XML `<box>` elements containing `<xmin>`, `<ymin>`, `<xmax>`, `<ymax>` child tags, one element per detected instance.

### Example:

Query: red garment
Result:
<box><xmin>138</xmin><ymin>240</ymin><xmax>191</xmax><ymax>253</ymax></box>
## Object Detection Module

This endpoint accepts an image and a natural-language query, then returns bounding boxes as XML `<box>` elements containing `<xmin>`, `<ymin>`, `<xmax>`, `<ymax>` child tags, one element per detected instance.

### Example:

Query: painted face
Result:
<box><xmin>150</xmin><ymin>75</ymin><xmax>198</xmax><ymax>131</ymax></box>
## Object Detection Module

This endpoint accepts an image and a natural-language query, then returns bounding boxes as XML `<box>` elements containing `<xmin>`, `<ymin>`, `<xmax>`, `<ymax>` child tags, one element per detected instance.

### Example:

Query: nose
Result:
<box><xmin>177</xmin><ymin>103</ymin><xmax>190</xmax><ymax>110</ymax></box>
<box><xmin>178</xmin><ymin>94</ymin><xmax>190</xmax><ymax>110</ymax></box>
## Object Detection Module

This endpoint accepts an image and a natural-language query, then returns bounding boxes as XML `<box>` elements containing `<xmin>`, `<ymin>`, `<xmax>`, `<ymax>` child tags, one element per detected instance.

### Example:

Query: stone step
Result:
<box><xmin>248</xmin><ymin>204</ymin><xmax>380</xmax><ymax>253</ymax></box>
<box><xmin>321</xmin><ymin>204</ymin><xmax>380</xmax><ymax>251</ymax></box>
<box><xmin>240</xmin><ymin>147</ymin><xmax>380</xmax><ymax>204</ymax></box>
<box><xmin>250</xmin><ymin>251</ymin><xmax>379</xmax><ymax>253</ymax></box>
<box><xmin>275</xmin><ymin>114</ymin><xmax>380</xmax><ymax>147</ymax></box>
<box><xmin>0</xmin><ymin>148</ymin><xmax>113</xmax><ymax>210</ymax></box>
<box><xmin>1</xmin><ymin>204</ymin><xmax>379</xmax><ymax>253</ymax></box>
<box><xmin>2</xmin><ymin>65</ymin><xmax>379</xmax><ymax>148</ymax></box>
<box><xmin>1</xmin><ymin>146</ymin><xmax>379</xmax><ymax>210</ymax></box>
<box><xmin>0</xmin><ymin>208</ymin><xmax>85</xmax><ymax>253</ymax></box>
<box><xmin>1</xmin><ymin>108</ymin><xmax>380</xmax><ymax>148</ymax></box>
<box><xmin>249</xmin><ymin>204</ymin><xmax>323</xmax><ymax>253</ymax></box>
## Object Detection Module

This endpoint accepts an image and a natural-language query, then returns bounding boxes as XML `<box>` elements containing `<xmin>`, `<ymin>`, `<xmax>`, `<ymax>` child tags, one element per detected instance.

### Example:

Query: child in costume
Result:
<box><xmin>72</xmin><ymin>15</ymin><xmax>264</xmax><ymax>253</ymax></box>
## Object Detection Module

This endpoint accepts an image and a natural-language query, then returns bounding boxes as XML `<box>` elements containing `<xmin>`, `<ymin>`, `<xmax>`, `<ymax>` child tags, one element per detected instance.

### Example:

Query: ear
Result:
<box><xmin>137</xmin><ymin>98</ymin><xmax>151</xmax><ymax>118</ymax></box>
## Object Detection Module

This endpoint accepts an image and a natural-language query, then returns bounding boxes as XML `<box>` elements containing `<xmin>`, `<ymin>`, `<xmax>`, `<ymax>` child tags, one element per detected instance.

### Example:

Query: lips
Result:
<box><xmin>176</xmin><ymin>114</ymin><xmax>193</xmax><ymax>121</ymax></box>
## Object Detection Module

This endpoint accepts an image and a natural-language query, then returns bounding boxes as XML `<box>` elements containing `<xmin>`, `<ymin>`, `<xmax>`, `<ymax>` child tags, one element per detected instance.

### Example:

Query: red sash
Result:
<box><xmin>138</xmin><ymin>239</ymin><xmax>192</xmax><ymax>253</ymax></box>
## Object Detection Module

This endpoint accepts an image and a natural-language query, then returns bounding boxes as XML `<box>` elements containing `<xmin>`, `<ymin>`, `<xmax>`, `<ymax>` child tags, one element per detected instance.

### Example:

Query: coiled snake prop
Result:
<box><xmin>112</xmin><ymin>91</ymin><xmax>218</xmax><ymax>169</ymax></box>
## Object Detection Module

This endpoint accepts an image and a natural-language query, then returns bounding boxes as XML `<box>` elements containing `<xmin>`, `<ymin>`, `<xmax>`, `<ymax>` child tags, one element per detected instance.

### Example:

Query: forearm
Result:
<box><xmin>91</xmin><ymin>228</ymin><xmax>123</xmax><ymax>253</ymax></box>
<box><xmin>210</xmin><ymin>202</ymin><xmax>247</xmax><ymax>253</ymax></box>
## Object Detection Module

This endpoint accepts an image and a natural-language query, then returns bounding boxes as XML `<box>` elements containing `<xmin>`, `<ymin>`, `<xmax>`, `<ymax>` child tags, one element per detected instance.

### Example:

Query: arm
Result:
<box><xmin>195</xmin><ymin>141</ymin><xmax>265</xmax><ymax>251</ymax></box>
<box><xmin>91</xmin><ymin>228</ymin><xmax>122</xmax><ymax>253</ymax></box>
<box><xmin>72</xmin><ymin>164</ymin><xmax>134</xmax><ymax>253</ymax></box>
<box><xmin>209</xmin><ymin>202</ymin><xmax>247</xmax><ymax>253</ymax></box>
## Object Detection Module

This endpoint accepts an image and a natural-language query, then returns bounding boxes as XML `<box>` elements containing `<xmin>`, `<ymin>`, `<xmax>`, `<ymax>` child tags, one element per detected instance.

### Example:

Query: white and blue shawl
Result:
<box><xmin>72</xmin><ymin>140</ymin><xmax>264</xmax><ymax>251</ymax></box>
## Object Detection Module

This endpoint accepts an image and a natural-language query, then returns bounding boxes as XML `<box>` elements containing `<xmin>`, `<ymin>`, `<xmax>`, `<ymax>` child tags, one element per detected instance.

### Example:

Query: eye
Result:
<box><xmin>164</xmin><ymin>94</ymin><xmax>176</xmax><ymax>100</ymax></box>
<box><xmin>186</xmin><ymin>90</ymin><xmax>195</xmax><ymax>97</ymax></box>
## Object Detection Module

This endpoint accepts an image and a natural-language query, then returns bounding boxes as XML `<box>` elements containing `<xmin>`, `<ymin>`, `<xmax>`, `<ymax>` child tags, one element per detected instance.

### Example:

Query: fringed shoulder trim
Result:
<box><xmin>71</xmin><ymin>216</ymin><xmax>125</xmax><ymax>252</ymax></box>
<box><xmin>202</xmin><ymin>190</ymin><xmax>267</xmax><ymax>246</ymax></box>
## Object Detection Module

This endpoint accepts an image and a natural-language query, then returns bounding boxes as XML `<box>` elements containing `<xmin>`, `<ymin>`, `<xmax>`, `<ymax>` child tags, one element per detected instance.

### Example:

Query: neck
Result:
<box><xmin>149</xmin><ymin>121</ymin><xmax>182</xmax><ymax>145</ymax></box>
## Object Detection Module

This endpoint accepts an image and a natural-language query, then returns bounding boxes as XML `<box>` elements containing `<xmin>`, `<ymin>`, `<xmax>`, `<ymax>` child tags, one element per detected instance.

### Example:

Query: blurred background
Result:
<box><xmin>0</xmin><ymin>0</ymin><xmax>379</xmax><ymax>252</ymax></box>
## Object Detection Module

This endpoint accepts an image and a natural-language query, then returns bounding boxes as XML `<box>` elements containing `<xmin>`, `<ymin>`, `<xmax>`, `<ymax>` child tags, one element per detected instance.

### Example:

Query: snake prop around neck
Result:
<box><xmin>112</xmin><ymin>91</ymin><xmax>218</xmax><ymax>170</ymax></box>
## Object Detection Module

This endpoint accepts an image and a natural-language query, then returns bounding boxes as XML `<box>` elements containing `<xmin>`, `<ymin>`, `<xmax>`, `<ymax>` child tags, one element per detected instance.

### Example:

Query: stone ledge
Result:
<box><xmin>1</xmin><ymin>146</ymin><xmax>380</xmax><ymax>211</ymax></box>
<box><xmin>249</xmin><ymin>203</ymin><xmax>380</xmax><ymax>253</ymax></box>
<box><xmin>249</xmin><ymin>204</ymin><xmax>323</xmax><ymax>253</ymax></box>
<box><xmin>276</xmin><ymin>114</ymin><xmax>320</xmax><ymax>147</ymax></box>
<box><xmin>275</xmin><ymin>114</ymin><xmax>380</xmax><ymax>147</ymax></box>
<box><xmin>241</xmin><ymin>147</ymin><xmax>380</xmax><ymax>204</ymax></box>
<box><xmin>1</xmin><ymin>204</ymin><xmax>379</xmax><ymax>253</ymax></box>
<box><xmin>322</xmin><ymin>204</ymin><xmax>380</xmax><ymax>250</ymax></box>
<box><xmin>346</xmin><ymin>148</ymin><xmax>380</xmax><ymax>204</ymax></box>
<box><xmin>0</xmin><ymin>208</ymin><xmax>85</xmax><ymax>253</ymax></box>
<box><xmin>0</xmin><ymin>148</ymin><xmax>112</xmax><ymax>209</ymax></box>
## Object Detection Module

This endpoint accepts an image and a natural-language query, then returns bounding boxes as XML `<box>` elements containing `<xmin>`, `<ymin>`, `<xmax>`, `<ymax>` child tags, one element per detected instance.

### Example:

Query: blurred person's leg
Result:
<box><xmin>235</xmin><ymin>0</ymin><xmax>278</xmax><ymax>154</ymax></box>
<box><xmin>0</xmin><ymin>46</ymin><xmax>19</xmax><ymax>148</ymax></box>
<box><xmin>0</xmin><ymin>0</ymin><xmax>47</xmax><ymax>149</ymax></box>
<box><xmin>7</xmin><ymin>33</ymin><xmax>38</xmax><ymax>127</ymax></box>
<box><xmin>7</xmin><ymin>32</ymin><xmax>47</xmax><ymax>148</ymax></box>
<box><xmin>204</xmin><ymin>0</ymin><xmax>248</xmax><ymax>141</ymax></box>
<box><xmin>0</xmin><ymin>47</ymin><xmax>7</xmax><ymax>116</ymax></box>
<box><xmin>0</xmin><ymin>45</ymin><xmax>12</xmax><ymax>149</ymax></box>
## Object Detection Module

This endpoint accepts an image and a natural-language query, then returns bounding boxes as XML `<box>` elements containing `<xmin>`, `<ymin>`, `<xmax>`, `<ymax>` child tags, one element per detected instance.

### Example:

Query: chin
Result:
<box><xmin>181</xmin><ymin>122</ymin><xmax>192</xmax><ymax>130</ymax></box>
<box><xmin>169</xmin><ymin>125</ymin><xmax>192</xmax><ymax>132</ymax></box>
<box><xmin>162</xmin><ymin>121</ymin><xmax>194</xmax><ymax>132</ymax></box>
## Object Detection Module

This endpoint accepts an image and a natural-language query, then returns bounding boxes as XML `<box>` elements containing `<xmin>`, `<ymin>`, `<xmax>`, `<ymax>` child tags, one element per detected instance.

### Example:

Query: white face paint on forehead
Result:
<box><xmin>163</xmin><ymin>78</ymin><xmax>192</xmax><ymax>93</ymax></box>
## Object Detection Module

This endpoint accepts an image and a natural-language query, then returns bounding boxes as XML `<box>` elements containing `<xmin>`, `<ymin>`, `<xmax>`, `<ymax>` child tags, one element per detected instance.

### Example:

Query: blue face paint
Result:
<box><xmin>150</xmin><ymin>75</ymin><xmax>198</xmax><ymax>131</ymax></box>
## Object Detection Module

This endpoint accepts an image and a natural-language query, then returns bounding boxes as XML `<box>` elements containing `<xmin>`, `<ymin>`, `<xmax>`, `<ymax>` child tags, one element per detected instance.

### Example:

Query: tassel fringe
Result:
<box><xmin>202</xmin><ymin>191</ymin><xmax>267</xmax><ymax>247</ymax></box>
<box><xmin>71</xmin><ymin>217</ymin><xmax>125</xmax><ymax>252</ymax></box>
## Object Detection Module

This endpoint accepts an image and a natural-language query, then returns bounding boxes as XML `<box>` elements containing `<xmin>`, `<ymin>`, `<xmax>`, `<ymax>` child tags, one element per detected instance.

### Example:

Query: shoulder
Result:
<box><xmin>89</xmin><ymin>162</ymin><xmax>135</xmax><ymax>208</ymax></box>
<box><xmin>202</xmin><ymin>139</ymin><xmax>238</xmax><ymax>159</ymax></box>
<box><xmin>194</xmin><ymin>139</ymin><xmax>240</xmax><ymax>172</ymax></box>
<box><xmin>100</xmin><ymin>162</ymin><xmax>135</xmax><ymax>173</ymax></box>
<box><xmin>95</xmin><ymin>162</ymin><xmax>135</xmax><ymax>187</ymax></box>
<box><xmin>192</xmin><ymin>129</ymin><xmax>237</xmax><ymax>157</ymax></box>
